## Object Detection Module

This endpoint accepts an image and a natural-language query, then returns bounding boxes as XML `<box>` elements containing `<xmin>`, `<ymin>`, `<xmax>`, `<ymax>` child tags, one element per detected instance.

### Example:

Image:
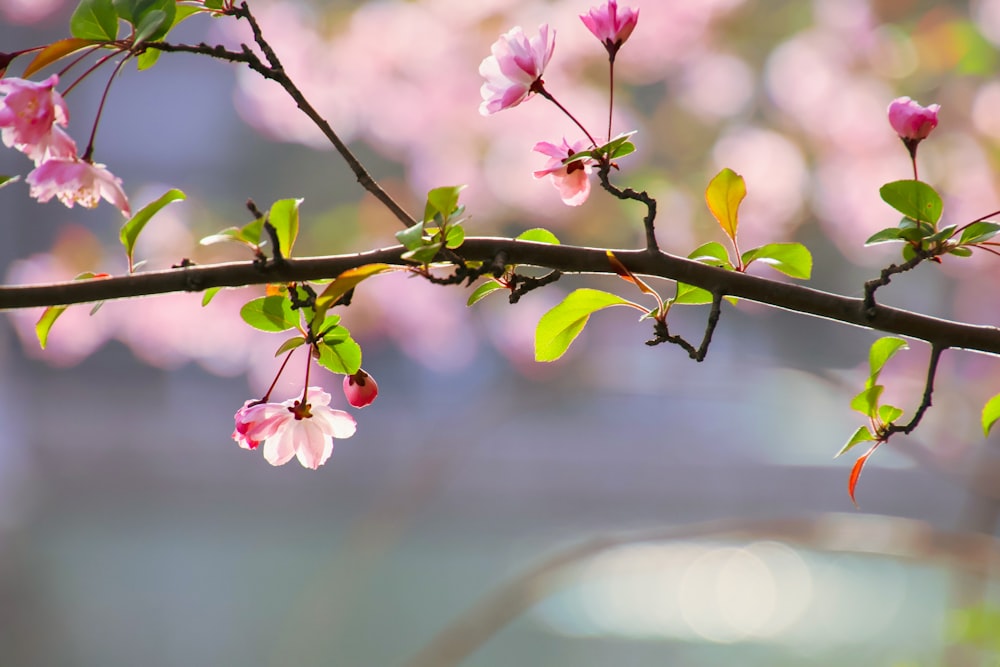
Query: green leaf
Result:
<box><xmin>705</xmin><ymin>167</ymin><xmax>746</xmax><ymax>242</ymax></box>
<box><xmin>535</xmin><ymin>288</ymin><xmax>639</xmax><ymax>362</ymax></box>
<box><xmin>902</xmin><ymin>243</ymin><xmax>918</xmax><ymax>262</ymax></box>
<box><xmin>0</xmin><ymin>175</ymin><xmax>19</xmax><ymax>189</ymax></box>
<box><xmin>200</xmin><ymin>217</ymin><xmax>263</xmax><ymax>248</ymax></box>
<box><xmin>869</xmin><ymin>336</ymin><xmax>908</xmax><ymax>379</ymax></box>
<box><xmin>673</xmin><ymin>283</ymin><xmax>714</xmax><ymax>305</ymax></box>
<box><xmin>516</xmin><ymin>228</ymin><xmax>561</xmax><ymax>245</ymax></box>
<box><xmin>396</xmin><ymin>221</ymin><xmax>425</xmax><ymax>250</ymax></box>
<box><xmin>835</xmin><ymin>425</ymin><xmax>876</xmax><ymax>458</ymax></box>
<box><xmin>70</xmin><ymin>0</ymin><xmax>119</xmax><ymax>40</ymax></box>
<box><xmin>35</xmin><ymin>271</ymin><xmax>103</xmax><ymax>348</ymax></box>
<box><xmin>201</xmin><ymin>287</ymin><xmax>221</xmax><ymax>306</ymax></box>
<box><xmin>136</xmin><ymin>47</ymin><xmax>161</xmax><ymax>70</ymax></box>
<box><xmin>924</xmin><ymin>224</ymin><xmax>957</xmax><ymax>245</ymax></box>
<box><xmin>850</xmin><ymin>385</ymin><xmax>884</xmax><ymax>418</ymax></box>
<box><xmin>119</xmin><ymin>188</ymin><xmax>185</xmax><ymax>272</ymax></box>
<box><xmin>982</xmin><ymin>393</ymin><xmax>1000</xmax><ymax>436</ymax></box>
<box><xmin>688</xmin><ymin>241</ymin><xmax>732</xmax><ymax>268</ymax></box>
<box><xmin>268</xmin><ymin>198</ymin><xmax>301</xmax><ymax>258</ymax></box>
<box><xmin>424</xmin><ymin>185</ymin><xmax>465</xmax><ymax>223</ymax></box>
<box><xmin>274</xmin><ymin>336</ymin><xmax>306</xmax><ymax>356</ymax></box>
<box><xmin>467</xmin><ymin>281</ymin><xmax>505</xmax><ymax>306</ymax></box>
<box><xmin>740</xmin><ymin>242</ymin><xmax>812</xmax><ymax>279</ymax></box>
<box><xmin>316</xmin><ymin>336</ymin><xmax>362</xmax><ymax>375</ymax></box>
<box><xmin>960</xmin><ymin>221</ymin><xmax>1000</xmax><ymax>245</ymax></box>
<box><xmin>133</xmin><ymin>9</ymin><xmax>168</xmax><ymax>44</ymax></box>
<box><xmin>205</xmin><ymin>0</ymin><xmax>223</xmax><ymax>7</ymax></box>
<box><xmin>401</xmin><ymin>243</ymin><xmax>442</xmax><ymax>264</ymax></box>
<box><xmin>879</xmin><ymin>180</ymin><xmax>943</xmax><ymax>225</ymax></box>
<box><xmin>239</xmin><ymin>295</ymin><xmax>299</xmax><ymax>332</ymax></box>
<box><xmin>949</xmin><ymin>246</ymin><xmax>973</xmax><ymax>257</ymax></box>
<box><xmin>445</xmin><ymin>224</ymin><xmax>465</xmax><ymax>249</ymax></box>
<box><xmin>878</xmin><ymin>404</ymin><xmax>903</xmax><ymax>424</ymax></box>
<box><xmin>865</xmin><ymin>227</ymin><xmax>905</xmax><ymax>245</ymax></box>
<box><xmin>609</xmin><ymin>142</ymin><xmax>636</xmax><ymax>159</ymax></box>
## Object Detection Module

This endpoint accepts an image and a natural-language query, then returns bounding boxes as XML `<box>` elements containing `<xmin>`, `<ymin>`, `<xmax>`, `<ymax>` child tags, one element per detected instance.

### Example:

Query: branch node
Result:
<box><xmin>509</xmin><ymin>271</ymin><xmax>562</xmax><ymax>304</ymax></box>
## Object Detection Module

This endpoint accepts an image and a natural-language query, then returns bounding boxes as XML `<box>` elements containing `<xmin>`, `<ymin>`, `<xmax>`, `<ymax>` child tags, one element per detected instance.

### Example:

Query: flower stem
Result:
<box><xmin>607</xmin><ymin>56</ymin><xmax>616</xmax><ymax>143</ymax></box>
<box><xmin>82</xmin><ymin>54</ymin><xmax>130</xmax><ymax>162</ymax></box>
<box><xmin>535</xmin><ymin>84</ymin><xmax>598</xmax><ymax>147</ymax></box>
<box><xmin>260</xmin><ymin>349</ymin><xmax>296</xmax><ymax>403</ymax></box>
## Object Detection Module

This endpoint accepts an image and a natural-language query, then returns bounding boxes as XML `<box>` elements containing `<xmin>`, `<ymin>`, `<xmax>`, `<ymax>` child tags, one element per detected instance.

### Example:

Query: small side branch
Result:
<box><xmin>597</xmin><ymin>162</ymin><xmax>658</xmax><ymax>252</ymax></box>
<box><xmin>646</xmin><ymin>292</ymin><xmax>723</xmax><ymax>361</ymax></box>
<box><xmin>508</xmin><ymin>270</ymin><xmax>562</xmax><ymax>304</ymax></box>
<box><xmin>883</xmin><ymin>344</ymin><xmax>946</xmax><ymax>438</ymax></box>
<box><xmin>863</xmin><ymin>253</ymin><xmax>926</xmax><ymax>317</ymax></box>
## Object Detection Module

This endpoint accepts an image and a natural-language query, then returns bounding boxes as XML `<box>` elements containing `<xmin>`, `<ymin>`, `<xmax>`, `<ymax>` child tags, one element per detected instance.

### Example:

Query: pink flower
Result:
<box><xmin>232</xmin><ymin>387</ymin><xmax>358</xmax><ymax>469</ymax></box>
<box><xmin>26</xmin><ymin>157</ymin><xmax>131</xmax><ymax>216</ymax></box>
<box><xmin>533</xmin><ymin>138</ymin><xmax>595</xmax><ymax>206</ymax></box>
<box><xmin>343</xmin><ymin>370</ymin><xmax>378</xmax><ymax>408</ymax></box>
<box><xmin>580</xmin><ymin>1</ymin><xmax>639</xmax><ymax>57</ymax></box>
<box><xmin>0</xmin><ymin>74</ymin><xmax>76</xmax><ymax>164</ymax></box>
<box><xmin>479</xmin><ymin>24</ymin><xmax>555</xmax><ymax>116</ymax></box>
<box><xmin>887</xmin><ymin>97</ymin><xmax>939</xmax><ymax>142</ymax></box>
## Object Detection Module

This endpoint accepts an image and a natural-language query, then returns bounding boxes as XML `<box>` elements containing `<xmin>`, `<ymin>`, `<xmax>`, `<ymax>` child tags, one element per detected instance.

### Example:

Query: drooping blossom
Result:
<box><xmin>533</xmin><ymin>138</ymin><xmax>595</xmax><ymax>206</ymax></box>
<box><xmin>343</xmin><ymin>370</ymin><xmax>378</xmax><ymax>408</ymax></box>
<box><xmin>580</xmin><ymin>1</ymin><xmax>639</xmax><ymax>58</ymax></box>
<box><xmin>232</xmin><ymin>387</ymin><xmax>357</xmax><ymax>469</ymax></box>
<box><xmin>26</xmin><ymin>156</ymin><xmax>131</xmax><ymax>216</ymax></box>
<box><xmin>887</xmin><ymin>97</ymin><xmax>939</xmax><ymax>142</ymax></box>
<box><xmin>479</xmin><ymin>24</ymin><xmax>555</xmax><ymax>116</ymax></box>
<box><xmin>0</xmin><ymin>74</ymin><xmax>76</xmax><ymax>164</ymax></box>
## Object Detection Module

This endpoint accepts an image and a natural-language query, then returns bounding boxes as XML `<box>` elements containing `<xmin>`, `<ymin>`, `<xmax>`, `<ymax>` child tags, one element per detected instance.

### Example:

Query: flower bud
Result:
<box><xmin>888</xmin><ymin>97</ymin><xmax>939</xmax><ymax>142</ymax></box>
<box><xmin>343</xmin><ymin>370</ymin><xmax>378</xmax><ymax>408</ymax></box>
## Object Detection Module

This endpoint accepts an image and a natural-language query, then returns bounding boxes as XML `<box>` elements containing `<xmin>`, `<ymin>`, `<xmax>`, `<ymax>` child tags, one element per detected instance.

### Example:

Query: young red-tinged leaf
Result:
<box><xmin>848</xmin><ymin>442</ymin><xmax>880</xmax><ymax>506</ymax></box>
<box><xmin>705</xmin><ymin>168</ymin><xmax>746</xmax><ymax>242</ymax></box>
<box><xmin>516</xmin><ymin>228</ymin><xmax>560</xmax><ymax>245</ymax></box>
<box><xmin>313</xmin><ymin>263</ymin><xmax>391</xmax><ymax>323</ymax></box>
<box><xmin>316</xmin><ymin>336</ymin><xmax>362</xmax><ymax>375</ymax></box>
<box><xmin>869</xmin><ymin>336</ymin><xmax>908</xmax><ymax>379</ymax></box>
<box><xmin>982</xmin><ymin>393</ymin><xmax>1000</xmax><ymax>436</ymax></box>
<box><xmin>274</xmin><ymin>336</ymin><xmax>306</xmax><ymax>356</ymax></box>
<box><xmin>467</xmin><ymin>281</ymin><xmax>505</xmax><ymax>306</ymax></box>
<box><xmin>240</xmin><ymin>295</ymin><xmax>299</xmax><ymax>332</ymax></box>
<box><xmin>70</xmin><ymin>0</ymin><xmax>119</xmax><ymax>40</ymax></box>
<box><xmin>201</xmin><ymin>287</ymin><xmax>221</xmax><ymax>306</ymax></box>
<box><xmin>23</xmin><ymin>38</ymin><xmax>102</xmax><ymax>78</ymax></box>
<box><xmin>535</xmin><ymin>288</ymin><xmax>641</xmax><ymax>362</ymax></box>
<box><xmin>740</xmin><ymin>242</ymin><xmax>812</xmax><ymax>279</ymax></box>
<box><xmin>119</xmin><ymin>188</ymin><xmax>185</xmax><ymax>272</ymax></box>
<box><xmin>836</xmin><ymin>425</ymin><xmax>876</xmax><ymax>458</ymax></box>
<box><xmin>35</xmin><ymin>271</ymin><xmax>107</xmax><ymax>348</ymax></box>
<box><xmin>607</xmin><ymin>250</ymin><xmax>656</xmax><ymax>296</ymax></box>
<box><xmin>268</xmin><ymin>198</ymin><xmax>301</xmax><ymax>258</ymax></box>
<box><xmin>688</xmin><ymin>241</ymin><xmax>732</xmax><ymax>268</ymax></box>
<box><xmin>879</xmin><ymin>180</ymin><xmax>943</xmax><ymax>226</ymax></box>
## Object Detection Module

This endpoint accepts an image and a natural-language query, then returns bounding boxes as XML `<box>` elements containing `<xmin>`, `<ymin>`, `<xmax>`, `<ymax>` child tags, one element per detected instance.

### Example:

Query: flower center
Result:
<box><xmin>289</xmin><ymin>400</ymin><xmax>313</xmax><ymax>420</ymax></box>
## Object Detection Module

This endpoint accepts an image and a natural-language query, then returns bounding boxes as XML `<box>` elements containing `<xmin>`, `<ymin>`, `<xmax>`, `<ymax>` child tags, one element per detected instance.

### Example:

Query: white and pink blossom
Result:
<box><xmin>479</xmin><ymin>24</ymin><xmax>555</xmax><ymax>116</ymax></box>
<box><xmin>533</xmin><ymin>138</ymin><xmax>595</xmax><ymax>206</ymax></box>
<box><xmin>232</xmin><ymin>388</ymin><xmax>357</xmax><ymax>469</ymax></box>
<box><xmin>0</xmin><ymin>74</ymin><xmax>76</xmax><ymax>164</ymax></box>
<box><xmin>26</xmin><ymin>157</ymin><xmax>131</xmax><ymax>216</ymax></box>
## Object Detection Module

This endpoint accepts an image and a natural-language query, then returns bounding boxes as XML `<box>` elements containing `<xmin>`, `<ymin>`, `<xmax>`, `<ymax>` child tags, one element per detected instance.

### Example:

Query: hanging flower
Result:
<box><xmin>232</xmin><ymin>387</ymin><xmax>357</xmax><ymax>470</ymax></box>
<box><xmin>580</xmin><ymin>1</ymin><xmax>639</xmax><ymax>59</ymax></box>
<box><xmin>0</xmin><ymin>74</ymin><xmax>76</xmax><ymax>164</ymax></box>
<box><xmin>26</xmin><ymin>156</ymin><xmax>131</xmax><ymax>216</ymax></box>
<box><xmin>479</xmin><ymin>24</ymin><xmax>555</xmax><ymax>116</ymax></box>
<box><xmin>343</xmin><ymin>370</ymin><xmax>378</xmax><ymax>408</ymax></box>
<box><xmin>533</xmin><ymin>138</ymin><xmax>595</xmax><ymax>206</ymax></box>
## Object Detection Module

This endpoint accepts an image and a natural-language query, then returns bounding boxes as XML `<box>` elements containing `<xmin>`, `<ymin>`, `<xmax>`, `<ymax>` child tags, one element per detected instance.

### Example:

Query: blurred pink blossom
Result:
<box><xmin>888</xmin><ymin>96</ymin><xmax>939</xmax><ymax>142</ymax></box>
<box><xmin>580</xmin><ymin>1</ymin><xmax>638</xmax><ymax>57</ymax></box>
<box><xmin>533</xmin><ymin>137</ymin><xmax>594</xmax><ymax>206</ymax></box>
<box><xmin>343</xmin><ymin>370</ymin><xmax>378</xmax><ymax>408</ymax></box>
<box><xmin>232</xmin><ymin>387</ymin><xmax>357</xmax><ymax>469</ymax></box>
<box><xmin>26</xmin><ymin>157</ymin><xmax>131</xmax><ymax>216</ymax></box>
<box><xmin>0</xmin><ymin>74</ymin><xmax>76</xmax><ymax>164</ymax></box>
<box><xmin>479</xmin><ymin>24</ymin><xmax>555</xmax><ymax>115</ymax></box>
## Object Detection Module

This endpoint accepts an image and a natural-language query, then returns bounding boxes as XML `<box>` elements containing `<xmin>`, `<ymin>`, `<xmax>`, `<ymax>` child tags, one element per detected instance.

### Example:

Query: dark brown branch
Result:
<box><xmin>863</xmin><ymin>253</ymin><xmax>926</xmax><ymax>317</ymax></box>
<box><xmin>508</xmin><ymin>270</ymin><xmax>561</xmax><ymax>303</ymax></box>
<box><xmin>4</xmin><ymin>239</ymin><xmax>1000</xmax><ymax>357</ymax></box>
<box><xmin>597</xmin><ymin>162</ymin><xmax>658</xmax><ymax>252</ymax></box>
<box><xmin>147</xmin><ymin>24</ymin><xmax>416</xmax><ymax>229</ymax></box>
<box><xmin>882</xmin><ymin>344</ymin><xmax>945</xmax><ymax>438</ymax></box>
<box><xmin>646</xmin><ymin>291</ymin><xmax>722</xmax><ymax>360</ymax></box>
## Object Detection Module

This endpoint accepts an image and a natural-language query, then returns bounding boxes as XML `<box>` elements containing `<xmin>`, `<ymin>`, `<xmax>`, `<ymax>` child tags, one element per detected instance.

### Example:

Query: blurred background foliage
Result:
<box><xmin>3</xmin><ymin>0</ymin><xmax>1000</xmax><ymax>665</ymax></box>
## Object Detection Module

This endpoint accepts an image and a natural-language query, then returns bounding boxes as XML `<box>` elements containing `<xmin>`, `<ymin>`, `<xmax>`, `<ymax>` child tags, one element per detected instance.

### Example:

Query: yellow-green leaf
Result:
<box><xmin>705</xmin><ymin>167</ymin><xmax>746</xmax><ymax>242</ymax></box>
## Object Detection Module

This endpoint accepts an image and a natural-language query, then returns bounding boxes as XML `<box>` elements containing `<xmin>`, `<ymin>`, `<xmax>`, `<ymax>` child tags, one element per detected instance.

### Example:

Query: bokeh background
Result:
<box><xmin>3</xmin><ymin>0</ymin><xmax>1000</xmax><ymax>665</ymax></box>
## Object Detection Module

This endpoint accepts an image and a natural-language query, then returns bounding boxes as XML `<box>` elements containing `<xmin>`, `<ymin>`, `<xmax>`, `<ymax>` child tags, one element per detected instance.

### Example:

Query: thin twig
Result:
<box><xmin>863</xmin><ymin>252</ymin><xmax>926</xmax><ymax>317</ymax></box>
<box><xmin>882</xmin><ymin>344</ymin><xmax>946</xmax><ymax>438</ymax></box>
<box><xmin>508</xmin><ymin>270</ymin><xmax>562</xmax><ymax>304</ymax></box>
<box><xmin>597</xmin><ymin>162</ymin><xmax>658</xmax><ymax>252</ymax></box>
<box><xmin>646</xmin><ymin>291</ymin><xmax>723</xmax><ymax>361</ymax></box>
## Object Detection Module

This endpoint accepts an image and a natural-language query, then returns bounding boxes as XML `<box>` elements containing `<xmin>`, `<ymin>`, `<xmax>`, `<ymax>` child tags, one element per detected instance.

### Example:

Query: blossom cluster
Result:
<box><xmin>480</xmin><ymin>0</ymin><xmax>638</xmax><ymax>207</ymax></box>
<box><xmin>0</xmin><ymin>74</ymin><xmax>130</xmax><ymax>216</ymax></box>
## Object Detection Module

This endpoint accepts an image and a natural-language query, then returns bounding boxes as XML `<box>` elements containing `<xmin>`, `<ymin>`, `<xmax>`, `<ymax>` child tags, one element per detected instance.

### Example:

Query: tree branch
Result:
<box><xmin>3</xmin><ymin>239</ymin><xmax>1000</xmax><ymax>356</ymax></box>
